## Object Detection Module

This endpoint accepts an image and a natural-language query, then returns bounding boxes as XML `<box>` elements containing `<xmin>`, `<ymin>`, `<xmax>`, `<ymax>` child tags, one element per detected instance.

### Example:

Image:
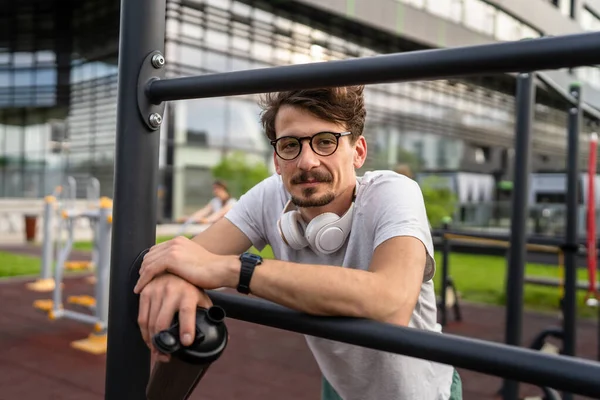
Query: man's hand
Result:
<box><xmin>137</xmin><ymin>273</ymin><xmax>212</xmax><ymax>362</ymax></box>
<box><xmin>134</xmin><ymin>236</ymin><xmax>238</xmax><ymax>302</ymax></box>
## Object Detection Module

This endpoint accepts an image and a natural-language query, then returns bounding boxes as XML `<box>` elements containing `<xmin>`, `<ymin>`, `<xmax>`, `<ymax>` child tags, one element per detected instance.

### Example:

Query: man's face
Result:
<box><xmin>272</xmin><ymin>105</ymin><xmax>367</xmax><ymax>208</ymax></box>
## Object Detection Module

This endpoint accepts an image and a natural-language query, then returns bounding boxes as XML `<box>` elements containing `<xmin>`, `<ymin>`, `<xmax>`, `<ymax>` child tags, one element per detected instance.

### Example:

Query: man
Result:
<box><xmin>135</xmin><ymin>86</ymin><xmax>461</xmax><ymax>399</ymax></box>
<box><xmin>177</xmin><ymin>180</ymin><xmax>237</xmax><ymax>225</ymax></box>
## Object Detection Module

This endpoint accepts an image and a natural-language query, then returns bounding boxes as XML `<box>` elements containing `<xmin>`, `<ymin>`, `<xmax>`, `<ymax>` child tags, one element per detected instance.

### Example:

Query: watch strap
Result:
<box><xmin>237</xmin><ymin>252</ymin><xmax>262</xmax><ymax>294</ymax></box>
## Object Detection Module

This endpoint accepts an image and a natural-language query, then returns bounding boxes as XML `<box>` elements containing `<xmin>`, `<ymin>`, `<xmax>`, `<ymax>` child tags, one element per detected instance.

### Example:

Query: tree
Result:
<box><xmin>420</xmin><ymin>176</ymin><xmax>457</xmax><ymax>228</ymax></box>
<box><xmin>211</xmin><ymin>151</ymin><xmax>271</xmax><ymax>198</ymax></box>
<box><xmin>396</xmin><ymin>146</ymin><xmax>423</xmax><ymax>174</ymax></box>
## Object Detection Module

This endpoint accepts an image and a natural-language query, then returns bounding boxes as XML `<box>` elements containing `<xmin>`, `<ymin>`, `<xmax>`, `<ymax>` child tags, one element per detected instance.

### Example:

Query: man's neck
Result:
<box><xmin>299</xmin><ymin>183</ymin><xmax>355</xmax><ymax>222</ymax></box>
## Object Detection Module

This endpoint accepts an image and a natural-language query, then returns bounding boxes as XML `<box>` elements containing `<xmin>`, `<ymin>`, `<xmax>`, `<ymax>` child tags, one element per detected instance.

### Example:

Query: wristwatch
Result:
<box><xmin>237</xmin><ymin>252</ymin><xmax>263</xmax><ymax>294</ymax></box>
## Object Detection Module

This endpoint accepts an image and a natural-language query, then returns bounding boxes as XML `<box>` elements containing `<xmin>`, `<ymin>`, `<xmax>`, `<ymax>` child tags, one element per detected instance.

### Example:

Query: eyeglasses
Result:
<box><xmin>270</xmin><ymin>131</ymin><xmax>352</xmax><ymax>161</ymax></box>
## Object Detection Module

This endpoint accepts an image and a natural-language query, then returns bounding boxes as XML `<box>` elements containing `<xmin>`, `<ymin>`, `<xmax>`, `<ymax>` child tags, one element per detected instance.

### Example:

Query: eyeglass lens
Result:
<box><xmin>275</xmin><ymin>132</ymin><xmax>339</xmax><ymax>159</ymax></box>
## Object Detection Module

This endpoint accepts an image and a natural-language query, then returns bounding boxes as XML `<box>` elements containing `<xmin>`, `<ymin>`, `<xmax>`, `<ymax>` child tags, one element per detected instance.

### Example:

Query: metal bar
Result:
<box><xmin>40</xmin><ymin>196</ymin><xmax>55</xmax><ymax>281</ymax></box>
<box><xmin>52</xmin><ymin>218</ymin><xmax>74</xmax><ymax>313</ymax></box>
<box><xmin>524</xmin><ymin>276</ymin><xmax>591</xmax><ymax>290</ymax></box>
<box><xmin>440</xmin><ymin>231</ymin><xmax>450</xmax><ymax>327</ymax></box>
<box><xmin>95</xmin><ymin>201</ymin><xmax>112</xmax><ymax>332</ymax></box>
<box><xmin>431</xmin><ymin>229</ymin><xmax>580</xmax><ymax>247</ymax></box>
<box><xmin>562</xmin><ymin>83</ymin><xmax>582</xmax><ymax>400</ymax></box>
<box><xmin>502</xmin><ymin>72</ymin><xmax>536</xmax><ymax>400</ymax></box>
<box><xmin>450</xmin><ymin>278</ymin><xmax>462</xmax><ymax>322</ymax></box>
<box><xmin>207</xmin><ymin>291</ymin><xmax>600</xmax><ymax>398</ymax></box>
<box><xmin>148</xmin><ymin>32</ymin><xmax>600</xmax><ymax>103</ymax></box>
<box><xmin>57</xmin><ymin>309</ymin><xmax>101</xmax><ymax>326</ymax></box>
<box><xmin>104</xmin><ymin>0</ymin><xmax>166</xmax><ymax>398</ymax></box>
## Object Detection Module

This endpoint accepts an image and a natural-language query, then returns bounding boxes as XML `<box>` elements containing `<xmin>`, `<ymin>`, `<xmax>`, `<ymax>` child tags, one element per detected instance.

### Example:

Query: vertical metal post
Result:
<box><xmin>105</xmin><ymin>0</ymin><xmax>166</xmax><ymax>398</ymax></box>
<box><xmin>52</xmin><ymin>215</ymin><xmax>73</xmax><ymax>314</ymax></box>
<box><xmin>562</xmin><ymin>82</ymin><xmax>582</xmax><ymax>400</ymax></box>
<box><xmin>502</xmin><ymin>72</ymin><xmax>535</xmax><ymax>400</ymax></box>
<box><xmin>440</xmin><ymin>226</ymin><xmax>450</xmax><ymax>327</ymax></box>
<box><xmin>40</xmin><ymin>196</ymin><xmax>55</xmax><ymax>281</ymax></box>
<box><xmin>95</xmin><ymin>198</ymin><xmax>112</xmax><ymax>331</ymax></box>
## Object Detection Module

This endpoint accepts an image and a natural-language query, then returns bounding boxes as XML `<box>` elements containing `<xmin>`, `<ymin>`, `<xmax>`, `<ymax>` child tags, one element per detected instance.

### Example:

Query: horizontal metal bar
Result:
<box><xmin>207</xmin><ymin>291</ymin><xmax>600</xmax><ymax>398</ymax></box>
<box><xmin>56</xmin><ymin>309</ymin><xmax>99</xmax><ymax>326</ymax></box>
<box><xmin>149</xmin><ymin>32</ymin><xmax>600</xmax><ymax>103</ymax></box>
<box><xmin>430</xmin><ymin>228</ymin><xmax>588</xmax><ymax>248</ymax></box>
<box><xmin>524</xmin><ymin>275</ymin><xmax>591</xmax><ymax>290</ymax></box>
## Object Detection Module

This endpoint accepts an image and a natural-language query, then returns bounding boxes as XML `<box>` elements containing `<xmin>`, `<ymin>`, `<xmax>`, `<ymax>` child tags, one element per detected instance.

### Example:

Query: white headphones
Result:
<box><xmin>277</xmin><ymin>184</ymin><xmax>357</xmax><ymax>255</ymax></box>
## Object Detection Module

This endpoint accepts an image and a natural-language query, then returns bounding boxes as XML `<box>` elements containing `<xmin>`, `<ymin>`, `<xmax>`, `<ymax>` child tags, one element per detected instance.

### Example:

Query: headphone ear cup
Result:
<box><xmin>305</xmin><ymin>213</ymin><xmax>342</xmax><ymax>254</ymax></box>
<box><xmin>278</xmin><ymin>210</ymin><xmax>309</xmax><ymax>250</ymax></box>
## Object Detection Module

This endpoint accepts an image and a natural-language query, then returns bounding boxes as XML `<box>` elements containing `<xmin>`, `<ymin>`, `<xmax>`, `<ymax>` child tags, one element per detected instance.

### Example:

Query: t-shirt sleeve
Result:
<box><xmin>224</xmin><ymin>176</ymin><xmax>274</xmax><ymax>251</ymax></box>
<box><xmin>362</xmin><ymin>173</ymin><xmax>435</xmax><ymax>281</ymax></box>
<box><xmin>208</xmin><ymin>197</ymin><xmax>220</xmax><ymax>212</ymax></box>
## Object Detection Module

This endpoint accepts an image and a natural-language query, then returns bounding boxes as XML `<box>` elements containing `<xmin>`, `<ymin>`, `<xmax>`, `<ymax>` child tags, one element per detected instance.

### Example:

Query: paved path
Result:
<box><xmin>0</xmin><ymin>274</ymin><xmax>598</xmax><ymax>400</ymax></box>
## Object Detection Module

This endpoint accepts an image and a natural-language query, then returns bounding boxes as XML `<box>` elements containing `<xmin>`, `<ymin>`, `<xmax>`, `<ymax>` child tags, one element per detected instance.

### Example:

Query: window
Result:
<box><xmin>184</xmin><ymin>98</ymin><xmax>227</xmax><ymax>147</ymax></box>
<box><xmin>181</xmin><ymin>21</ymin><xmax>203</xmax><ymax>40</ymax></box>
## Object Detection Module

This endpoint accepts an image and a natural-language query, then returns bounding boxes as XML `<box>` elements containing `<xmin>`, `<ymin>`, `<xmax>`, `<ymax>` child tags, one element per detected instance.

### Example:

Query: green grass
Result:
<box><xmin>432</xmin><ymin>251</ymin><xmax>596</xmax><ymax>319</ymax></box>
<box><xmin>72</xmin><ymin>235</ymin><xmax>180</xmax><ymax>251</ymax></box>
<box><xmin>1</xmin><ymin>238</ymin><xmax>596</xmax><ymax>318</ymax></box>
<box><xmin>0</xmin><ymin>251</ymin><xmax>42</xmax><ymax>278</ymax></box>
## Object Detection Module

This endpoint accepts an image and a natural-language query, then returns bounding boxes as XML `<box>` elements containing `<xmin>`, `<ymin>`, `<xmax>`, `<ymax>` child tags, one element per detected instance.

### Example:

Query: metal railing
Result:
<box><xmin>106</xmin><ymin>0</ymin><xmax>600</xmax><ymax>398</ymax></box>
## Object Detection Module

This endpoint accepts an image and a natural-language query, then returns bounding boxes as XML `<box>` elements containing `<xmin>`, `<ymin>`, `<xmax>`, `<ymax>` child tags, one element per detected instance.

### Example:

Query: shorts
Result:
<box><xmin>321</xmin><ymin>368</ymin><xmax>463</xmax><ymax>400</ymax></box>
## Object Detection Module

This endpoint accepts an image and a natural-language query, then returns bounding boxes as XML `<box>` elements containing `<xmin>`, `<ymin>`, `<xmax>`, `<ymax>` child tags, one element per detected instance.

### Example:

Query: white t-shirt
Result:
<box><xmin>225</xmin><ymin>170</ymin><xmax>454</xmax><ymax>400</ymax></box>
<box><xmin>208</xmin><ymin>197</ymin><xmax>237</xmax><ymax>213</ymax></box>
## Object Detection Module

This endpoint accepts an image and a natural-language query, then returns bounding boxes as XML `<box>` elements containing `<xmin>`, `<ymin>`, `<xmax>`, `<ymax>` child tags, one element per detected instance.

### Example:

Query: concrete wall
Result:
<box><xmin>295</xmin><ymin>0</ymin><xmax>600</xmax><ymax>108</ymax></box>
<box><xmin>488</xmin><ymin>0</ymin><xmax>583</xmax><ymax>34</ymax></box>
<box><xmin>298</xmin><ymin>0</ymin><xmax>587</xmax><ymax>48</ymax></box>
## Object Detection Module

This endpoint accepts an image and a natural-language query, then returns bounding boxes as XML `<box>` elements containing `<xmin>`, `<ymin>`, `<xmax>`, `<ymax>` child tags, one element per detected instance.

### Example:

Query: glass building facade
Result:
<box><xmin>1</xmin><ymin>0</ymin><xmax>599</xmax><ymax>221</ymax></box>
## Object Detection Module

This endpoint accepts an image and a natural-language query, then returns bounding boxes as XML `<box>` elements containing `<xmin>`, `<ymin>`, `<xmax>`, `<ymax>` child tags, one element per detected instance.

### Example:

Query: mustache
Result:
<box><xmin>291</xmin><ymin>171</ymin><xmax>333</xmax><ymax>184</ymax></box>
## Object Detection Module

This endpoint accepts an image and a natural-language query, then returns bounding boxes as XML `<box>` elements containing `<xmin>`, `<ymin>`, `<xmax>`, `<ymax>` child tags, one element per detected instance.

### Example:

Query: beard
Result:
<box><xmin>291</xmin><ymin>190</ymin><xmax>335</xmax><ymax>208</ymax></box>
<box><xmin>290</xmin><ymin>170</ymin><xmax>335</xmax><ymax>208</ymax></box>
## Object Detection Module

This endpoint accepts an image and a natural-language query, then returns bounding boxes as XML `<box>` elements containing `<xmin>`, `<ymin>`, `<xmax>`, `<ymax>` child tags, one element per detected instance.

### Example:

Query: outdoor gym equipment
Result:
<box><xmin>25</xmin><ymin>183</ymin><xmax>66</xmax><ymax>292</ymax></box>
<box><xmin>437</xmin><ymin>225</ymin><xmax>463</xmax><ymax>327</ymax></box>
<box><xmin>26</xmin><ymin>176</ymin><xmax>102</xmax><ymax>292</ymax></box>
<box><xmin>501</xmin><ymin>73</ymin><xmax>596</xmax><ymax>400</ymax></box>
<box><xmin>106</xmin><ymin>3</ymin><xmax>600</xmax><ymax>397</ymax></box>
<box><xmin>33</xmin><ymin>196</ymin><xmax>113</xmax><ymax>355</ymax></box>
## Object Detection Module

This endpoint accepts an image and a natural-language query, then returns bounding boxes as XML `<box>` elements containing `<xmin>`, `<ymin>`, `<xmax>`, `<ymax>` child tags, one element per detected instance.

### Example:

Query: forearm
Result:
<box><xmin>230</xmin><ymin>258</ymin><xmax>414</xmax><ymax>325</ymax></box>
<box><xmin>190</xmin><ymin>207</ymin><xmax>211</xmax><ymax>221</ymax></box>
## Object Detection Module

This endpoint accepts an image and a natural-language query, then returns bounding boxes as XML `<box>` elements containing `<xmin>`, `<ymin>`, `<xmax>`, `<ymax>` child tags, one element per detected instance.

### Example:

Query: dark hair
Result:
<box><xmin>258</xmin><ymin>86</ymin><xmax>366</xmax><ymax>142</ymax></box>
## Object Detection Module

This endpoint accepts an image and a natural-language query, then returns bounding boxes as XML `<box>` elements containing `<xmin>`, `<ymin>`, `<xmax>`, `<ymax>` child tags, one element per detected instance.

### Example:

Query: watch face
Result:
<box><xmin>241</xmin><ymin>252</ymin><xmax>262</xmax><ymax>263</ymax></box>
<box><xmin>249</xmin><ymin>253</ymin><xmax>262</xmax><ymax>262</ymax></box>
